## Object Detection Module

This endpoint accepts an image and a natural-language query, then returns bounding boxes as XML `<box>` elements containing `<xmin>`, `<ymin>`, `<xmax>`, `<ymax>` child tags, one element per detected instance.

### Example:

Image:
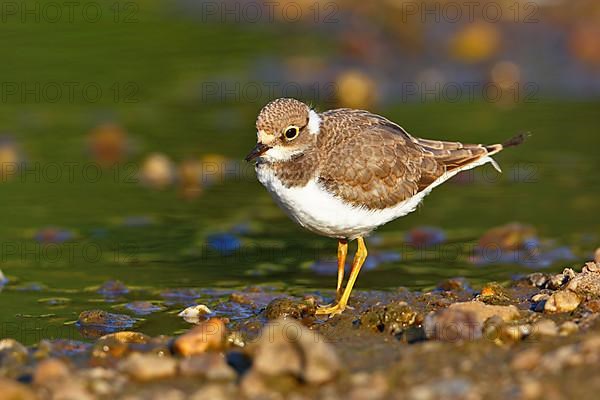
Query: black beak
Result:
<box><xmin>245</xmin><ymin>142</ymin><xmax>271</xmax><ymax>162</ymax></box>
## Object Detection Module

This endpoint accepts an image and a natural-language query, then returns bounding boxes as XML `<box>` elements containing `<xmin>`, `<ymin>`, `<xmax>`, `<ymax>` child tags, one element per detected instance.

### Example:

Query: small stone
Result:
<box><xmin>0</xmin><ymin>339</ymin><xmax>28</xmax><ymax>375</ymax></box>
<box><xmin>531</xmin><ymin>293</ymin><xmax>549</xmax><ymax>303</ymax></box>
<box><xmin>179</xmin><ymin>353</ymin><xmax>236</xmax><ymax>380</ymax></box>
<box><xmin>190</xmin><ymin>383</ymin><xmax>237</xmax><ymax>400</ymax></box>
<box><xmin>511</xmin><ymin>348</ymin><xmax>542</xmax><ymax>371</ymax></box>
<box><xmin>99</xmin><ymin>331</ymin><xmax>150</xmax><ymax>344</ymax></box>
<box><xmin>124</xmin><ymin>301</ymin><xmax>165</xmax><ymax>316</ymax></box>
<box><xmin>544</xmin><ymin>290</ymin><xmax>581</xmax><ymax>313</ymax></box>
<box><xmin>546</xmin><ymin>273</ymin><xmax>566</xmax><ymax>290</ymax></box>
<box><xmin>33</xmin><ymin>358</ymin><xmax>70</xmax><ymax>384</ymax></box>
<box><xmin>249</xmin><ymin>318</ymin><xmax>340</xmax><ymax>384</ymax></box>
<box><xmin>559</xmin><ymin>321</ymin><xmax>578</xmax><ymax>336</ymax></box>
<box><xmin>360</xmin><ymin>301</ymin><xmax>419</xmax><ymax>335</ymax></box>
<box><xmin>594</xmin><ymin>249</ymin><xmax>600</xmax><ymax>264</ymax></box>
<box><xmin>349</xmin><ymin>371</ymin><xmax>388</xmax><ymax>400</ymax></box>
<box><xmin>531</xmin><ymin>319</ymin><xmax>558</xmax><ymax>337</ymax></box>
<box><xmin>264</xmin><ymin>297</ymin><xmax>316</xmax><ymax>320</ymax></box>
<box><xmin>566</xmin><ymin>264</ymin><xmax>600</xmax><ymax>297</ymax></box>
<box><xmin>480</xmin><ymin>286</ymin><xmax>496</xmax><ymax>297</ymax></box>
<box><xmin>172</xmin><ymin>318</ymin><xmax>227</xmax><ymax>356</ymax></box>
<box><xmin>0</xmin><ymin>378</ymin><xmax>40</xmax><ymax>400</ymax></box>
<box><xmin>520</xmin><ymin>378</ymin><xmax>543</xmax><ymax>400</ymax></box>
<box><xmin>528</xmin><ymin>273</ymin><xmax>547</xmax><ymax>288</ymax></box>
<box><xmin>500</xmin><ymin>323</ymin><xmax>531</xmax><ymax>343</ymax></box>
<box><xmin>240</xmin><ymin>370</ymin><xmax>271</xmax><ymax>399</ymax></box>
<box><xmin>425</xmin><ymin>301</ymin><xmax>519</xmax><ymax>342</ymax></box>
<box><xmin>119</xmin><ymin>353</ymin><xmax>177</xmax><ymax>381</ymax></box>
<box><xmin>436</xmin><ymin>277</ymin><xmax>471</xmax><ymax>292</ymax></box>
<box><xmin>562</xmin><ymin>268</ymin><xmax>577</xmax><ymax>280</ymax></box>
<box><xmin>447</xmin><ymin>301</ymin><xmax>520</xmax><ymax>323</ymax></box>
<box><xmin>424</xmin><ymin>308</ymin><xmax>481</xmax><ymax>342</ymax></box>
<box><xmin>76</xmin><ymin>310</ymin><xmax>137</xmax><ymax>335</ymax></box>
<box><xmin>584</xmin><ymin>260</ymin><xmax>600</xmax><ymax>272</ymax></box>
<box><xmin>178</xmin><ymin>304</ymin><xmax>212</xmax><ymax>323</ymax></box>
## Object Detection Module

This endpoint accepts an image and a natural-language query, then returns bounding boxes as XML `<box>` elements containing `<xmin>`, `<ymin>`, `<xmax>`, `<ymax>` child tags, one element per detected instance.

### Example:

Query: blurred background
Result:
<box><xmin>0</xmin><ymin>0</ymin><xmax>599</xmax><ymax>343</ymax></box>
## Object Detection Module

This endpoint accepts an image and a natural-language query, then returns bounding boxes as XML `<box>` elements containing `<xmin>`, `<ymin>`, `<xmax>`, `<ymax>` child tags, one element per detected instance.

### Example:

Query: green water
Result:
<box><xmin>0</xmin><ymin>1</ymin><xmax>599</xmax><ymax>344</ymax></box>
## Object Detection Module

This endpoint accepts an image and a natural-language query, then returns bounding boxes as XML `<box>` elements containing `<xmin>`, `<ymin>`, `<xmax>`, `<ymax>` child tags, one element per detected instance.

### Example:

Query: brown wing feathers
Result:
<box><xmin>314</xmin><ymin>110</ymin><xmax>525</xmax><ymax>210</ymax></box>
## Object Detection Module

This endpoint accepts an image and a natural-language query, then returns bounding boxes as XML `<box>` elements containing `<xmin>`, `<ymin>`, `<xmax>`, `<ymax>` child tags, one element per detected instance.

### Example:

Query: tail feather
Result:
<box><xmin>416</xmin><ymin>132</ymin><xmax>527</xmax><ymax>176</ymax></box>
<box><xmin>502</xmin><ymin>132</ymin><xmax>528</xmax><ymax>148</ymax></box>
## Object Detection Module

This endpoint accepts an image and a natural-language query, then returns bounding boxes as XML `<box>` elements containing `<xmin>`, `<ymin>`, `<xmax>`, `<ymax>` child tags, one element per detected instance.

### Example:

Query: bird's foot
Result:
<box><xmin>315</xmin><ymin>302</ymin><xmax>347</xmax><ymax>317</ymax></box>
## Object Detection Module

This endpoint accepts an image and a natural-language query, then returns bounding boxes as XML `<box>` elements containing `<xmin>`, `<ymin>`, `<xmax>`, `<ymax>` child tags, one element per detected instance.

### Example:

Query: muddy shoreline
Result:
<box><xmin>2</xmin><ymin>261</ymin><xmax>600</xmax><ymax>399</ymax></box>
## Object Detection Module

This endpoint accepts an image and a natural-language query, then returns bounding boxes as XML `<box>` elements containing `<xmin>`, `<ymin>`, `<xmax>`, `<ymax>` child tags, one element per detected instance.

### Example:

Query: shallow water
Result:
<box><xmin>1</xmin><ymin>100</ymin><xmax>598</xmax><ymax>344</ymax></box>
<box><xmin>0</xmin><ymin>1</ymin><xmax>599</xmax><ymax>344</ymax></box>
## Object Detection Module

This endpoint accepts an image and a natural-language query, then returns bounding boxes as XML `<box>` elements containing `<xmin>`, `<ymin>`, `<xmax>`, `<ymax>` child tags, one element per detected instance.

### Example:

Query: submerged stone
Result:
<box><xmin>206</xmin><ymin>233</ymin><xmax>241</xmax><ymax>255</ymax></box>
<box><xmin>264</xmin><ymin>297</ymin><xmax>316</xmax><ymax>320</ymax></box>
<box><xmin>405</xmin><ymin>226</ymin><xmax>446</xmax><ymax>248</ymax></box>
<box><xmin>124</xmin><ymin>301</ymin><xmax>166</xmax><ymax>316</ymax></box>
<box><xmin>97</xmin><ymin>280</ymin><xmax>129</xmax><ymax>297</ymax></box>
<box><xmin>76</xmin><ymin>310</ymin><xmax>137</xmax><ymax>337</ymax></box>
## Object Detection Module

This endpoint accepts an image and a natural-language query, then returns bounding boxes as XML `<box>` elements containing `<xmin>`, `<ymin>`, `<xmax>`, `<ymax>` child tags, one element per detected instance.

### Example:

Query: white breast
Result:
<box><xmin>256</xmin><ymin>156</ymin><xmax>498</xmax><ymax>240</ymax></box>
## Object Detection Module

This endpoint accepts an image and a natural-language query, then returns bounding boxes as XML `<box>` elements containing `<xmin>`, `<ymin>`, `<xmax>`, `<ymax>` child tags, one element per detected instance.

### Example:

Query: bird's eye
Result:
<box><xmin>284</xmin><ymin>126</ymin><xmax>299</xmax><ymax>140</ymax></box>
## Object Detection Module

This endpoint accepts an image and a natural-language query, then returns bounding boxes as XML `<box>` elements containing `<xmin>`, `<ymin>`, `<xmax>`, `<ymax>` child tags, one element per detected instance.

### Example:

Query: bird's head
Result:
<box><xmin>245</xmin><ymin>98</ymin><xmax>321</xmax><ymax>163</ymax></box>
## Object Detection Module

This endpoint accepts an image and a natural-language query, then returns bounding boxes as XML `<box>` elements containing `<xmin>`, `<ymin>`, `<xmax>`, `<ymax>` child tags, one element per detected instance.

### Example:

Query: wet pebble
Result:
<box><xmin>33</xmin><ymin>358</ymin><xmax>70</xmax><ymax>385</ymax></box>
<box><xmin>248</xmin><ymin>318</ymin><xmax>340</xmax><ymax>385</ymax></box>
<box><xmin>190</xmin><ymin>383</ymin><xmax>237</xmax><ymax>400</ymax></box>
<box><xmin>349</xmin><ymin>371</ymin><xmax>389</xmax><ymax>400</ymax></box>
<box><xmin>408</xmin><ymin>378</ymin><xmax>474</xmax><ymax>400</ymax></box>
<box><xmin>511</xmin><ymin>348</ymin><xmax>542</xmax><ymax>371</ymax></box>
<box><xmin>139</xmin><ymin>153</ymin><xmax>175</xmax><ymax>189</ymax></box>
<box><xmin>77</xmin><ymin>310</ymin><xmax>137</xmax><ymax>337</ymax></box>
<box><xmin>546</xmin><ymin>273</ymin><xmax>568</xmax><ymax>290</ymax></box>
<box><xmin>207</xmin><ymin>233</ymin><xmax>241</xmax><ymax>255</ymax></box>
<box><xmin>35</xmin><ymin>339</ymin><xmax>91</xmax><ymax>358</ymax></box>
<box><xmin>124</xmin><ymin>301</ymin><xmax>166</xmax><ymax>315</ymax></box>
<box><xmin>531</xmin><ymin>319</ymin><xmax>558</xmax><ymax>337</ymax></box>
<box><xmin>424</xmin><ymin>301</ymin><xmax>519</xmax><ymax>341</ymax></box>
<box><xmin>559</xmin><ymin>321</ymin><xmax>579</xmax><ymax>336</ymax></box>
<box><xmin>97</xmin><ymin>280</ymin><xmax>129</xmax><ymax>296</ymax></box>
<box><xmin>264</xmin><ymin>297</ymin><xmax>316</xmax><ymax>320</ymax></box>
<box><xmin>360</xmin><ymin>301</ymin><xmax>419</xmax><ymax>335</ymax></box>
<box><xmin>0</xmin><ymin>339</ymin><xmax>28</xmax><ymax>375</ymax></box>
<box><xmin>405</xmin><ymin>226</ymin><xmax>446</xmax><ymax>248</ymax></box>
<box><xmin>179</xmin><ymin>353</ymin><xmax>237</xmax><ymax>380</ymax></box>
<box><xmin>91</xmin><ymin>331</ymin><xmax>165</xmax><ymax>364</ymax></box>
<box><xmin>178</xmin><ymin>304</ymin><xmax>212</xmax><ymax>323</ymax></box>
<box><xmin>565</xmin><ymin>262</ymin><xmax>600</xmax><ymax>297</ymax></box>
<box><xmin>528</xmin><ymin>273</ymin><xmax>548</xmax><ymax>288</ymax></box>
<box><xmin>119</xmin><ymin>353</ymin><xmax>177</xmax><ymax>381</ymax></box>
<box><xmin>543</xmin><ymin>290</ymin><xmax>581</xmax><ymax>313</ymax></box>
<box><xmin>0</xmin><ymin>378</ymin><xmax>38</xmax><ymax>400</ymax></box>
<box><xmin>172</xmin><ymin>318</ymin><xmax>227</xmax><ymax>356</ymax></box>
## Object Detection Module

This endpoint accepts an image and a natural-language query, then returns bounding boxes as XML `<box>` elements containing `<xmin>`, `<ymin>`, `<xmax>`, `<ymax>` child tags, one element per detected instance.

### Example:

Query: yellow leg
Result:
<box><xmin>336</xmin><ymin>239</ymin><xmax>348</xmax><ymax>301</ymax></box>
<box><xmin>316</xmin><ymin>237</ymin><xmax>367</xmax><ymax>317</ymax></box>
